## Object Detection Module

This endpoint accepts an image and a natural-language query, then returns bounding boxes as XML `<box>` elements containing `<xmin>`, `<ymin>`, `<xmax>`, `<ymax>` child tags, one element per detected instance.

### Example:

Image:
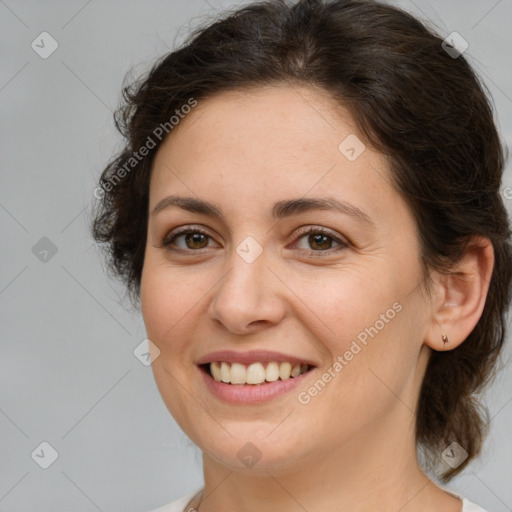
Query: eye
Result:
<box><xmin>162</xmin><ymin>226</ymin><xmax>218</xmax><ymax>252</ymax></box>
<box><xmin>291</xmin><ymin>226</ymin><xmax>348</xmax><ymax>256</ymax></box>
<box><xmin>161</xmin><ymin>225</ymin><xmax>349</xmax><ymax>256</ymax></box>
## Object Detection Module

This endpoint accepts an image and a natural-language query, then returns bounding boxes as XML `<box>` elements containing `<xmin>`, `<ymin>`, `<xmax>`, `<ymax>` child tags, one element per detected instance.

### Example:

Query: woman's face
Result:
<box><xmin>141</xmin><ymin>85</ymin><xmax>432</xmax><ymax>474</ymax></box>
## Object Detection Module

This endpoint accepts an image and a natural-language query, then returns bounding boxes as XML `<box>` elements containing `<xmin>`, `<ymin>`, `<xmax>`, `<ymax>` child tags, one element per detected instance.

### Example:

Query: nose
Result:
<box><xmin>207</xmin><ymin>249</ymin><xmax>286</xmax><ymax>335</ymax></box>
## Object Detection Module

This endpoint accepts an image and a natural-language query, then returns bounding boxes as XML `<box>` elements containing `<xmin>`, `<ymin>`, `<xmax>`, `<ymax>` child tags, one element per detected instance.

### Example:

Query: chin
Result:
<box><xmin>197</xmin><ymin>429</ymin><xmax>309</xmax><ymax>474</ymax></box>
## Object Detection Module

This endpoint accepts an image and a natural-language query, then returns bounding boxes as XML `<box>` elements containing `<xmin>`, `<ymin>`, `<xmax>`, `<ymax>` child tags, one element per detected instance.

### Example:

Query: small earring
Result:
<box><xmin>441</xmin><ymin>332</ymin><xmax>449</xmax><ymax>349</ymax></box>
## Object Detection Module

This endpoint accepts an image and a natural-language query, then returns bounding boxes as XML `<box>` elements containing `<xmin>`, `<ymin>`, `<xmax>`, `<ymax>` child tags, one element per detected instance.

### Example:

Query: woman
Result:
<box><xmin>91</xmin><ymin>0</ymin><xmax>512</xmax><ymax>510</ymax></box>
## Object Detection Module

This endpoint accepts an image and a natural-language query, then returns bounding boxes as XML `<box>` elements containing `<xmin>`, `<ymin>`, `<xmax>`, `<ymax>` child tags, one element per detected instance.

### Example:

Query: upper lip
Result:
<box><xmin>196</xmin><ymin>350</ymin><xmax>318</xmax><ymax>367</ymax></box>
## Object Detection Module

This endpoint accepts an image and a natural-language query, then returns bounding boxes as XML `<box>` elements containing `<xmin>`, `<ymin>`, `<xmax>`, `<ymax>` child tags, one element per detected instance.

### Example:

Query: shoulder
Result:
<box><xmin>439</xmin><ymin>485</ymin><xmax>488</xmax><ymax>512</ymax></box>
<box><xmin>143</xmin><ymin>487</ymin><xmax>488</xmax><ymax>512</ymax></box>
<box><xmin>462</xmin><ymin>497</ymin><xmax>488</xmax><ymax>512</ymax></box>
<box><xmin>144</xmin><ymin>488</ymin><xmax>203</xmax><ymax>512</ymax></box>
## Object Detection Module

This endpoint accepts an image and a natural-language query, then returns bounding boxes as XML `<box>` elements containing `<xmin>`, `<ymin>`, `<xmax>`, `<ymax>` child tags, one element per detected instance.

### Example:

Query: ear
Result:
<box><xmin>424</xmin><ymin>236</ymin><xmax>495</xmax><ymax>351</ymax></box>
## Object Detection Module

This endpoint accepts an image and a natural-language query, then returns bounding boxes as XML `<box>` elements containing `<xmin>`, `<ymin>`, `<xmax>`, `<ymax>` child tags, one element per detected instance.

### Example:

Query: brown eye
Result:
<box><xmin>293</xmin><ymin>226</ymin><xmax>348</xmax><ymax>256</ymax></box>
<box><xmin>307</xmin><ymin>233</ymin><xmax>334</xmax><ymax>251</ymax></box>
<box><xmin>163</xmin><ymin>228</ymin><xmax>215</xmax><ymax>251</ymax></box>
<box><xmin>182</xmin><ymin>232</ymin><xmax>209</xmax><ymax>249</ymax></box>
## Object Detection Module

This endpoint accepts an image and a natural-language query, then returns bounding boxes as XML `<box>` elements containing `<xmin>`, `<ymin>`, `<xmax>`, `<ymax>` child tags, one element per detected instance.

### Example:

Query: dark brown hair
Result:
<box><xmin>91</xmin><ymin>0</ymin><xmax>512</xmax><ymax>482</ymax></box>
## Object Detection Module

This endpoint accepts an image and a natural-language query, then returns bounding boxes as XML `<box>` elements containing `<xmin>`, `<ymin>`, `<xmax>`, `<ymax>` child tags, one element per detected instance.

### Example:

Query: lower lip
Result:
<box><xmin>199</xmin><ymin>366</ymin><xmax>314</xmax><ymax>404</ymax></box>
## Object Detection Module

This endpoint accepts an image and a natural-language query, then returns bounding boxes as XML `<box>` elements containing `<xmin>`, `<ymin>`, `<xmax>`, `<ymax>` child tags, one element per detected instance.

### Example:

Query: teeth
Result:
<box><xmin>279</xmin><ymin>362</ymin><xmax>291</xmax><ymax>380</ymax></box>
<box><xmin>220</xmin><ymin>362</ymin><xmax>230</xmax><ymax>383</ymax></box>
<box><xmin>246</xmin><ymin>362</ymin><xmax>266</xmax><ymax>384</ymax></box>
<box><xmin>291</xmin><ymin>363</ymin><xmax>301</xmax><ymax>377</ymax></box>
<box><xmin>265</xmin><ymin>362</ymin><xmax>280</xmax><ymax>382</ymax></box>
<box><xmin>211</xmin><ymin>361</ymin><xmax>222</xmax><ymax>381</ymax></box>
<box><xmin>208</xmin><ymin>361</ymin><xmax>310</xmax><ymax>384</ymax></box>
<box><xmin>230</xmin><ymin>363</ymin><xmax>246</xmax><ymax>384</ymax></box>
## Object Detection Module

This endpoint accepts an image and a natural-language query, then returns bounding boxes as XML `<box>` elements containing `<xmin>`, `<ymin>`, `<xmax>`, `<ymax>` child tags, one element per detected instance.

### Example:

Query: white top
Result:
<box><xmin>146</xmin><ymin>486</ymin><xmax>488</xmax><ymax>512</ymax></box>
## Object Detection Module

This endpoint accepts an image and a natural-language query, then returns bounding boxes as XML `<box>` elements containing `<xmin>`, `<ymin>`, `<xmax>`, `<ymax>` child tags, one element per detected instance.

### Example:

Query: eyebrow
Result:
<box><xmin>151</xmin><ymin>195</ymin><xmax>374</xmax><ymax>227</ymax></box>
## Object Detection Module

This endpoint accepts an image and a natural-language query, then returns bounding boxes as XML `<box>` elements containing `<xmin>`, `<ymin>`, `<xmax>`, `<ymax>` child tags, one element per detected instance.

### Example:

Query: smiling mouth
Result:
<box><xmin>200</xmin><ymin>361</ymin><xmax>314</xmax><ymax>385</ymax></box>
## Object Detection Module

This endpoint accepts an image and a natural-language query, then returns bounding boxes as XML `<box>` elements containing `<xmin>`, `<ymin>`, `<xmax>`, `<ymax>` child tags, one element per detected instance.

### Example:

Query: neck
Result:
<box><xmin>196</xmin><ymin>407</ymin><xmax>459</xmax><ymax>512</ymax></box>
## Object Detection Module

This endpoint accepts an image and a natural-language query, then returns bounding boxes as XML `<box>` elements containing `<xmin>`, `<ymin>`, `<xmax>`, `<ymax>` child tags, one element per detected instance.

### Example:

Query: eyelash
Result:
<box><xmin>162</xmin><ymin>225</ymin><xmax>349</xmax><ymax>257</ymax></box>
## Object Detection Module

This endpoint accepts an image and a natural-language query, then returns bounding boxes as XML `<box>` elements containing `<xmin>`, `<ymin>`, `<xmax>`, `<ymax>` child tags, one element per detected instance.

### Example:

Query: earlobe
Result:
<box><xmin>424</xmin><ymin>236</ymin><xmax>495</xmax><ymax>352</ymax></box>
<box><xmin>441</xmin><ymin>332</ymin><xmax>449</xmax><ymax>350</ymax></box>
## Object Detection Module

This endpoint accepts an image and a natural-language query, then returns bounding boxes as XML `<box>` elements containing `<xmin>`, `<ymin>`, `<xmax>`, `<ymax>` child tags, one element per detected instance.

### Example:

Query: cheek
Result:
<box><xmin>140</xmin><ymin>275</ymin><xmax>184</xmax><ymax>362</ymax></box>
<box><xmin>290</xmin><ymin>265</ymin><xmax>399</xmax><ymax>351</ymax></box>
<box><xmin>295</xmin><ymin>266</ymin><xmax>414</xmax><ymax>408</ymax></box>
<box><xmin>316</xmin><ymin>297</ymin><xmax>421</xmax><ymax>422</ymax></box>
<box><xmin>140</xmin><ymin>261</ymin><xmax>203</xmax><ymax>427</ymax></box>
<box><xmin>140</xmin><ymin>265</ymin><xmax>169</xmax><ymax>341</ymax></box>
<box><xmin>140</xmin><ymin>258</ymin><xmax>203</xmax><ymax>342</ymax></box>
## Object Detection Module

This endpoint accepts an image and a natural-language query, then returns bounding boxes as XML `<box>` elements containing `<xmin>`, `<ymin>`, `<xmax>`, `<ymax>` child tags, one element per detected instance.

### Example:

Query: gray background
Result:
<box><xmin>1</xmin><ymin>1</ymin><xmax>511</xmax><ymax>511</ymax></box>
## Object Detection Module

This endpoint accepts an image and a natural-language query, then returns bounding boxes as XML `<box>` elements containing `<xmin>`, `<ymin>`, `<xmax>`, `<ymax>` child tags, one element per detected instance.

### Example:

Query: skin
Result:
<box><xmin>140</xmin><ymin>85</ymin><xmax>494</xmax><ymax>512</ymax></box>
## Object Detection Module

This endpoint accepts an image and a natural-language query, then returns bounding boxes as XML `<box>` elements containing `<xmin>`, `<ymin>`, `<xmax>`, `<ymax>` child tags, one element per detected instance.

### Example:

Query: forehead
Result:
<box><xmin>160</xmin><ymin>85</ymin><xmax>359</xmax><ymax>164</ymax></box>
<box><xmin>149</xmin><ymin>85</ymin><xmax>401</xmax><ymax>228</ymax></box>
